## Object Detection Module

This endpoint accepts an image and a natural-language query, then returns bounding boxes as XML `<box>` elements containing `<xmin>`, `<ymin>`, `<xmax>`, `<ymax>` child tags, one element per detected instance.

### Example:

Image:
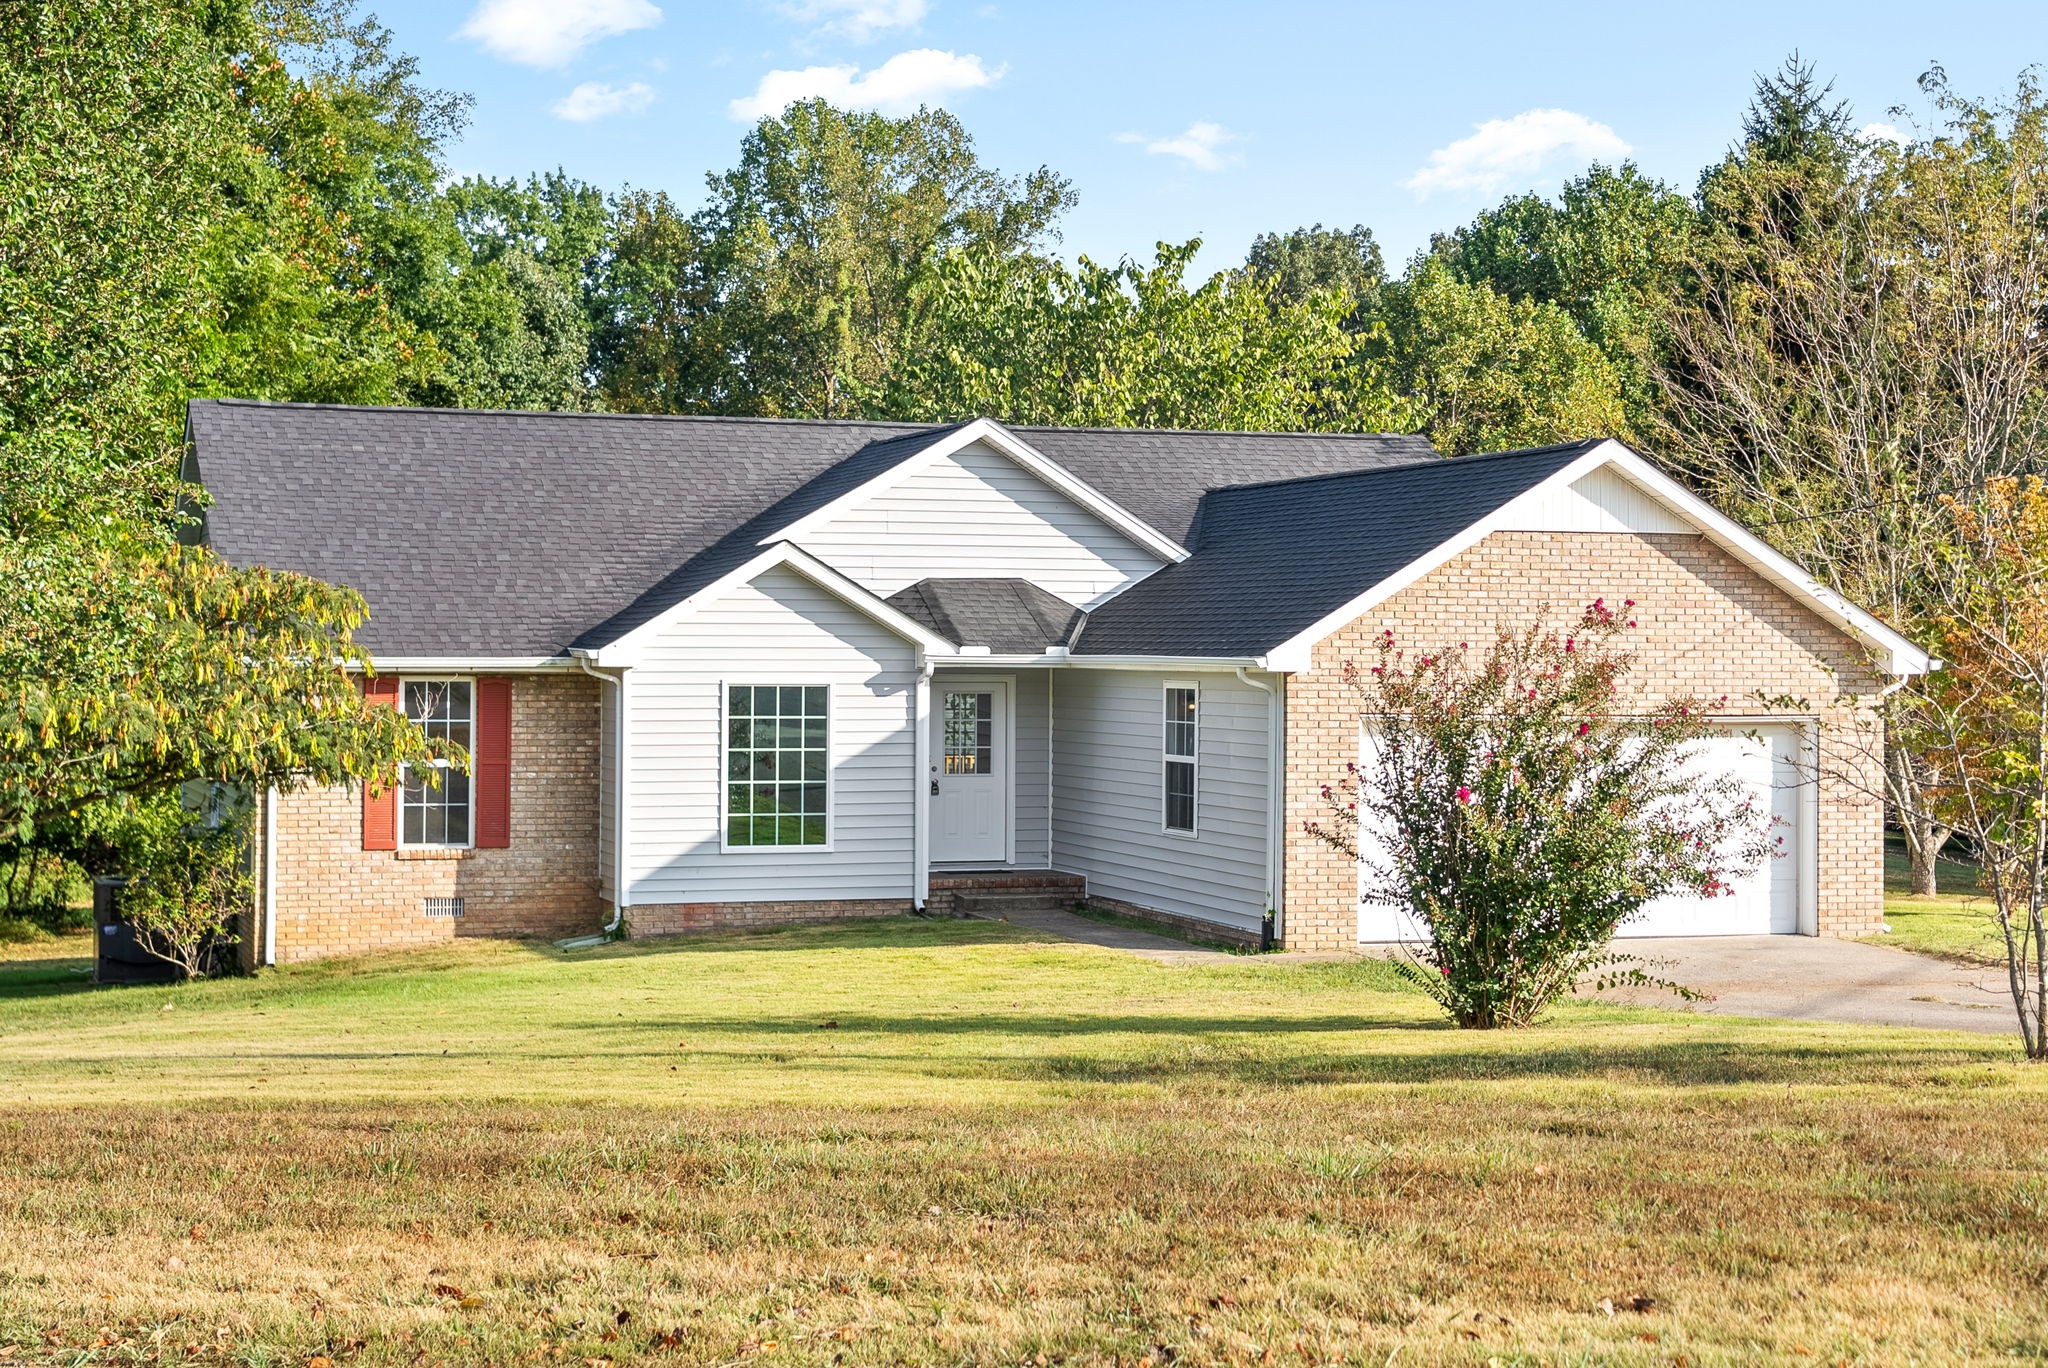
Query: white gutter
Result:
<box><xmin>1234</xmin><ymin>667</ymin><xmax>1285</xmax><ymax>949</ymax></box>
<box><xmin>946</xmin><ymin>650</ymin><xmax>1270</xmax><ymax>671</ymax></box>
<box><xmin>913</xmin><ymin>655</ymin><xmax>936</xmax><ymax>909</ymax></box>
<box><xmin>575</xmin><ymin>655</ymin><xmax>630</xmax><ymax>935</ymax></box>
<box><xmin>262</xmin><ymin>784</ymin><xmax>279</xmax><ymax>967</ymax></box>
<box><xmin>362</xmin><ymin>656</ymin><xmax>581</xmax><ymax>672</ymax></box>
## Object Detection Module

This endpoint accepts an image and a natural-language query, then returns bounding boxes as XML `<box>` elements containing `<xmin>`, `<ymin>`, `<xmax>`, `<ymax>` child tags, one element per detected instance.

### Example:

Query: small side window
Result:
<box><xmin>1164</xmin><ymin>683</ymin><xmax>1197</xmax><ymax>834</ymax></box>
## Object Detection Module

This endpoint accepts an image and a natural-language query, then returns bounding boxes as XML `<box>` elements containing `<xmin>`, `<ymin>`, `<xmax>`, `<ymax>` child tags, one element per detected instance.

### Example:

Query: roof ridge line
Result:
<box><xmin>1011</xmin><ymin>421</ymin><xmax>1431</xmax><ymax>441</ymax></box>
<box><xmin>194</xmin><ymin>398</ymin><xmax>946</xmax><ymax>431</ymax></box>
<box><xmin>1207</xmin><ymin>439</ymin><xmax>1604</xmax><ymax>497</ymax></box>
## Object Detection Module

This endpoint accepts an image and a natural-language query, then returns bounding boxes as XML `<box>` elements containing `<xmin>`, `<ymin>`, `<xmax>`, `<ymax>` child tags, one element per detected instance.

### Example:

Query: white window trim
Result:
<box><xmin>1162</xmin><ymin>679</ymin><xmax>1199</xmax><ymax>838</ymax></box>
<box><xmin>719</xmin><ymin>680</ymin><xmax>835</xmax><ymax>854</ymax></box>
<box><xmin>398</xmin><ymin>675</ymin><xmax>476</xmax><ymax>851</ymax></box>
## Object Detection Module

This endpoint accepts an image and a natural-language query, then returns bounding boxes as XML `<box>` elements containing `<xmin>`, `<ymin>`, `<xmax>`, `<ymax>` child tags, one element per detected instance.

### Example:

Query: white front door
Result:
<box><xmin>931</xmin><ymin>681</ymin><xmax>1009</xmax><ymax>865</ymax></box>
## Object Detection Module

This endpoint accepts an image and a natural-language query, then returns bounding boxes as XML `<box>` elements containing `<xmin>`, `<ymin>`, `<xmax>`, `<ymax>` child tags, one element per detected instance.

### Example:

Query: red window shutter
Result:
<box><xmin>475</xmin><ymin>676</ymin><xmax>513</xmax><ymax>849</ymax></box>
<box><xmin>362</xmin><ymin>674</ymin><xmax>400</xmax><ymax>851</ymax></box>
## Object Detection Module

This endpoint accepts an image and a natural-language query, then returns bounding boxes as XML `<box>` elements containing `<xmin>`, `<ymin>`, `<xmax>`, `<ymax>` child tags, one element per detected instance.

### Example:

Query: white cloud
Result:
<box><xmin>457</xmin><ymin>0</ymin><xmax>661</xmax><ymax>68</ymax></box>
<box><xmin>727</xmin><ymin>48</ymin><xmax>1000</xmax><ymax>120</ymax></box>
<box><xmin>1116</xmin><ymin>121</ymin><xmax>1241</xmax><ymax>172</ymax></box>
<box><xmin>1859</xmin><ymin>120</ymin><xmax>1907</xmax><ymax>145</ymax></box>
<box><xmin>552</xmin><ymin>80</ymin><xmax>656</xmax><ymax>121</ymax></box>
<box><xmin>1404</xmin><ymin>108</ymin><xmax>1630</xmax><ymax>198</ymax></box>
<box><xmin>777</xmin><ymin>0</ymin><xmax>928</xmax><ymax>41</ymax></box>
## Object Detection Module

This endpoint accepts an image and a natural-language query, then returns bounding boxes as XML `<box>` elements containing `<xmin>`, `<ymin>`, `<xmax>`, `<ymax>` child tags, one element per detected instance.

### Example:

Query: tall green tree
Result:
<box><xmin>1243</xmin><ymin>222</ymin><xmax>1386</xmax><ymax>323</ymax></box>
<box><xmin>404</xmin><ymin>173</ymin><xmax>609</xmax><ymax>410</ymax></box>
<box><xmin>189</xmin><ymin>6</ymin><xmax>469</xmax><ymax>407</ymax></box>
<box><xmin>880</xmin><ymin>240</ymin><xmax>1401</xmax><ymax>432</ymax></box>
<box><xmin>0</xmin><ymin>0</ymin><xmax>233</xmax><ymax>536</ymax></box>
<box><xmin>1370</xmin><ymin>257</ymin><xmax>1627</xmax><ymax>455</ymax></box>
<box><xmin>1</xmin><ymin>0</ymin><xmax>456</xmax><ymax>852</ymax></box>
<box><xmin>1431</xmin><ymin>164</ymin><xmax>1693</xmax><ymax>442</ymax></box>
<box><xmin>596</xmin><ymin>99</ymin><xmax>1075</xmax><ymax>417</ymax></box>
<box><xmin>591</xmin><ymin>189</ymin><xmax>720</xmax><ymax>413</ymax></box>
<box><xmin>1662</xmin><ymin>63</ymin><xmax>2048</xmax><ymax>894</ymax></box>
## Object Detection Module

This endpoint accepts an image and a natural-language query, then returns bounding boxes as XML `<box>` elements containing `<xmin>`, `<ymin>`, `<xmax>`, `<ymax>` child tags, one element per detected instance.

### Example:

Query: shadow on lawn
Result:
<box><xmin>551</xmin><ymin>1007</ymin><xmax>2007</xmax><ymax>1087</ymax></box>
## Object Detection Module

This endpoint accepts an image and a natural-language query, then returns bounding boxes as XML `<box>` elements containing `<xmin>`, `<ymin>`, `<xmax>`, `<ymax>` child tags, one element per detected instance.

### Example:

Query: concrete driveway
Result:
<box><xmin>1599</xmin><ymin>936</ymin><xmax>2015</xmax><ymax>1034</ymax></box>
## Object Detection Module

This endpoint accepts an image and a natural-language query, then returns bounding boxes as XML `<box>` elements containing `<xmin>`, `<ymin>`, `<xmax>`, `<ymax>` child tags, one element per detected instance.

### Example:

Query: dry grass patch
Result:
<box><xmin>2</xmin><ymin>920</ymin><xmax>2045</xmax><ymax>1366</ymax></box>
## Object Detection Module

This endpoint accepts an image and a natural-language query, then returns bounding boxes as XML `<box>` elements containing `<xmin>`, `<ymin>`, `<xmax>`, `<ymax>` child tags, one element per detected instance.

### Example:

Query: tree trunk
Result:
<box><xmin>1910</xmin><ymin>846</ymin><xmax>1942</xmax><ymax>897</ymax></box>
<box><xmin>1887</xmin><ymin>733</ymin><xmax>1954</xmax><ymax>898</ymax></box>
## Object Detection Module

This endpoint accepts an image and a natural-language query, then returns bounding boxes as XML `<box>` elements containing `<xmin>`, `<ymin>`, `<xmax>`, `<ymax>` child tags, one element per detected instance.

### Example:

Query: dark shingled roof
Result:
<box><xmin>1074</xmin><ymin>441</ymin><xmax>1604</xmax><ymax>657</ymax></box>
<box><xmin>885</xmin><ymin>579</ymin><xmax>1085</xmax><ymax>653</ymax></box>
<box><xmin>188</xmin><ymin>400</ymin><xmax>1438</xmax><ymax>656</ymax></box>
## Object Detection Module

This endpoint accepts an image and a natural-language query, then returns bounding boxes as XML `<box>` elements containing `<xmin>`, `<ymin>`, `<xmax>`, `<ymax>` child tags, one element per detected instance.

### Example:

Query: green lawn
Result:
<box><xmin>3</xmin><ymin>919</ymin><xmax>2045</xmax><ymax>1366</ymax></box>
<box><xmin>1870</xmin><ymin>836</ymin><xmax>2010</xmax><ymax>966</ymax></box>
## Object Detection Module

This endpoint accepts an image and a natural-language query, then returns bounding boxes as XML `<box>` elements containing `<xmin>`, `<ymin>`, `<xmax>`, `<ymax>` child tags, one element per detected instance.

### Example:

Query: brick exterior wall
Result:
<box><xmin>624</xmin><ymin>898</ymin><xmax>911</xmax><ymax>938</ymax></box>
<box><xmin>252</xmin><ymin>673</ymin><xmax>605</xmax><ymax>964</ymax></box>
<box><xmin>1281</xmin><ymin>531</ymin><xmax>1890</xmax><ymax>952</ymax></box>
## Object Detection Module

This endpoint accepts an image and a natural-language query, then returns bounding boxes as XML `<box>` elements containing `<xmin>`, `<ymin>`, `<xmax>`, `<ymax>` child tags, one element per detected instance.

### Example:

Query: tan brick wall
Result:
<box><xmin>253</xmin><ymin>673</ymin><xmax>604</xmax><ymax>964</ymax></box>
<box><xmin>1282</xmin><ymin>531</ymin><xmax>1890</xmax><ymax>952</ymax></box>
<box><xmin>625</xmin><ymin>898</ymin><xmax>910</xmax><ymax>938</ymax></box>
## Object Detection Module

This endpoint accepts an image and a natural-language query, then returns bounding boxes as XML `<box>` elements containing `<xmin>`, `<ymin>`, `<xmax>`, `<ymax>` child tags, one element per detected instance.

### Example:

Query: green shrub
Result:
<box><xmin>1307</xmin><ymin>599</ymin><xmax>1778</xmax><ymax>1029</ymax></box>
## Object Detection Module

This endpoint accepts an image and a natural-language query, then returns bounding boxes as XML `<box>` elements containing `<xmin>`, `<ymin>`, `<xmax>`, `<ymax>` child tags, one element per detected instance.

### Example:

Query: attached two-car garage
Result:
<box><xmin>1356</xmin><ymin>721</ymin><xmax>1815</xmax><ymax>943</ymax></box>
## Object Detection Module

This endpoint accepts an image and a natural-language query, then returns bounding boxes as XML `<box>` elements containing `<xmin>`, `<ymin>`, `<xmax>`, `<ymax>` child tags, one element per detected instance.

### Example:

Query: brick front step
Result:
<box><xmin>925</xmin><ymin>870</ymin><xmax>1084</xmax><ymax>918</ymax></box>
<box><xmin>955</xmin><ymin>889</ymin><xmax>1077</xmax><ymax>918</ymax></box>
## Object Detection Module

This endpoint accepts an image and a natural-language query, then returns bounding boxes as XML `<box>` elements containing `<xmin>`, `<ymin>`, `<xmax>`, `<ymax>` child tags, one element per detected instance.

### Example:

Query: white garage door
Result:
<box><xmin>1356</xmin><ymin>721</ymin><xmax>1809</xmax><ymax>943</ymax></box>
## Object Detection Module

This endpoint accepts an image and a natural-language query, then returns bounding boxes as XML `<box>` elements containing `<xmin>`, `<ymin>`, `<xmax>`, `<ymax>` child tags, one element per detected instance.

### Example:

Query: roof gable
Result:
<box><xmin>190</xmin><ymin>400</ymin><xmax>1437</xmax><ymax>659</ymax></box>
<box><xmin>1076</xmin><ymin>442</ymin><xmax>1597</xmax><ymax>659</ymax></box>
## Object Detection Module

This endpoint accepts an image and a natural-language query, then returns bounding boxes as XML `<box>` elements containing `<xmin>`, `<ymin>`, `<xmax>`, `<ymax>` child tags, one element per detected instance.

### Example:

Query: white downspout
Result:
<box><xmin>1235</xmin><ymin>667</ymin><xmax>1285</xmax><ymax>947</ymax></box>
<box><xmin>913</xmin><ymin>656</ymin><xmax>935</xmax><ymax>908</ymax></box>
<box><xmin>262</xmin><ymin>785</ymin><xmax>278</xmax><ymax>967</ymax></box>
<box><xmin>577</xmin><ymin>657</ymin><xmax>630</xmax><ymax>935</ymax></box>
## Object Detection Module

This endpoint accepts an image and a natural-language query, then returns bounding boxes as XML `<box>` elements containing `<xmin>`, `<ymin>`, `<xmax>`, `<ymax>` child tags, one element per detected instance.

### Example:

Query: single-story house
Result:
<box><xmin>185</xmin><ymin>399</ymin><xmax>1930</xmax><ymax>964</ymax></box>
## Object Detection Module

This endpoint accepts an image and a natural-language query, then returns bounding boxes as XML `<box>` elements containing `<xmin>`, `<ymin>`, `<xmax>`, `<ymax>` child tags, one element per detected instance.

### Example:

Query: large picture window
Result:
<box><xmin>726</xmin><ymin>685</ymin><xmax>830</xmax><ymax>847</ymax></box>
<box><xmin>1164</xmin><ymin>683</ymin><xmax>1197</xmax><ymax>834</ymax></box>
<box><xmin>402</xmin><ymin>679</ymin><xmax>473</xmax><ymax>847</ymax></box>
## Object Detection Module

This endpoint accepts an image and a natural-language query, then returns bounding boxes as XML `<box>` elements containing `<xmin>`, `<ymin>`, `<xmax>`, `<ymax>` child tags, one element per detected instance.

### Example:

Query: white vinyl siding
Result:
<box><xmin>794</xmin><ymin>440</ymin><xmax>1166</xmax><ymax>607</ymax></box>
<box><xmin>625</xmin><ymin>564</ymin><xmax>916</xmax><ymax>904</ymax></box>
<box><xmin>1050</xmin><ymin>669</ymin><xmax>1271</xmax><ymax>932</ymax></box>
<box><xmin>1500</xmin><ymin>464</ymin><xmax>1694</xmax><ymax>534</ymax></box>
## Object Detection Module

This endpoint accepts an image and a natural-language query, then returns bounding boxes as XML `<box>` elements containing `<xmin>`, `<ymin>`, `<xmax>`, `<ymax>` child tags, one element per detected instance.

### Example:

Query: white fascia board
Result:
<box><xmin>1262</xmin><ymin>440</ymin><xmax>1932</xmax><ymax>677</ymax></box>
<box><xmin>763</xmin><ymin>417</ymin><xmax>1191</xmax><ymax>565</ymax></box>
<box><xmin>357</xmin><ymin>655</ymin><xmax>579</xmax><ymax>672</ymax></box>
<box><xmin>943</xmin><ymin>652</ymin><xmax>1267</xmax><ymax>671</ymax></box>
<box><xmin>583</xmin><ymin>542</ymin><xmax>958</xmax><ymax>667</ymax></box>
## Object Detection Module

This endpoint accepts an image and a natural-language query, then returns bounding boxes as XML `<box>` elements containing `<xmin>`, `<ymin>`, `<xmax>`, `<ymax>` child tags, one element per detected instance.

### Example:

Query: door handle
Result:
<box><xmin>930</xmin><ymin>779</ymin><xmax>940</xmax><ymax>796</ymax></box>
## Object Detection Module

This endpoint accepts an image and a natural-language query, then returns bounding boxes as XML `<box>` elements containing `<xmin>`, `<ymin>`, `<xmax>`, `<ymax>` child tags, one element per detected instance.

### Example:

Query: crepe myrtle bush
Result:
<box><xmin>1306</xmin><ymin>598</ymin><xmax>1781</xmax><ymax>1029</ymax></box>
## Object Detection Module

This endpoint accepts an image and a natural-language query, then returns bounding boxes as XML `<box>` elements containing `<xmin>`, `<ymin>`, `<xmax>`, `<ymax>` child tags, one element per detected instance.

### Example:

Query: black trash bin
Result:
<box><xmin>92</xmin><ymin>877</ymin><xmax>183</xmax><ymax>985</ymax></box>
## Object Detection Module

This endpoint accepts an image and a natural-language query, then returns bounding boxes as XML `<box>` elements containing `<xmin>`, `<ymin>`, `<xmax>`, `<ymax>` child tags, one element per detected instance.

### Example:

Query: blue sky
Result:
<box><xmin>389</xmin><ymin>0</ymin><xmax>2045</xmax><ymax>273</ymax></box>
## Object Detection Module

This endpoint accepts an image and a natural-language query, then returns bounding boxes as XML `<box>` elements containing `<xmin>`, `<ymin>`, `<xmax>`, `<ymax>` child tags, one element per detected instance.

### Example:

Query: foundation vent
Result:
<box><xmin>424</xmin><ymin>897</ymin><xmax>466</xmax><ymax>919</ymax></box>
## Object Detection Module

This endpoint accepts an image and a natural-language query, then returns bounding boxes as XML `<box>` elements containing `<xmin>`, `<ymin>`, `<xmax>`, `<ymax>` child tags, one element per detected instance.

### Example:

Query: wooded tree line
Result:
<box><xmin>7</xmin><ymin>0</ymin><xmax>2048</xmax><ymax>925</ymax></box>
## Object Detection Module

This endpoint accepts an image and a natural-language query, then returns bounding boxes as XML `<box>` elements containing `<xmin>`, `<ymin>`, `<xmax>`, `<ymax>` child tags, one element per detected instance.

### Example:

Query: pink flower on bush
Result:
<box><xmin>1456</xmin><ymin>785</ymin><xmax>1475</xmax><ymax>804</ymax></box>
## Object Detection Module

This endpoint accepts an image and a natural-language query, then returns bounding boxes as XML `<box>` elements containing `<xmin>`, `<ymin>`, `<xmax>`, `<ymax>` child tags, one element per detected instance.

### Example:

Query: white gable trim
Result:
<box><xmin>577</xmin><ymin>542</ymin><xmax>958</xmax><ymax>668</ymax></box>
<box><xmin>765</xmin><ymin>418</ymin><xmax>1191</xmax><ymax>565</ymax></box>
<box><xmin>1263</xmin><ymin>440</ymin><xmax>1933</xmax><ymax>677</ymax></box>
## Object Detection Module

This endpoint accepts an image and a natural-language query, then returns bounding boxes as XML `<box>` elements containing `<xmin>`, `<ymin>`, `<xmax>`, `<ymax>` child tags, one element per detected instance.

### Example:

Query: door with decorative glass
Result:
<box><xmin>930</xmin><ymin>680</ymin><xmax>1009</xmax><ymax>864</ymax></box>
